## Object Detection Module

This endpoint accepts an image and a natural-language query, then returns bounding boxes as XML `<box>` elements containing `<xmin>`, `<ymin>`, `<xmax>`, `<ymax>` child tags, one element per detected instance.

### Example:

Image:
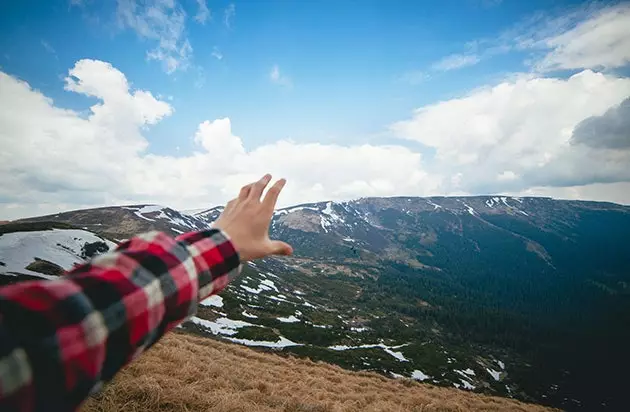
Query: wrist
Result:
<box><xmin>175</xmin><ymin>229</ymin><xmax>242</xmax><ymax>300</ymax></box>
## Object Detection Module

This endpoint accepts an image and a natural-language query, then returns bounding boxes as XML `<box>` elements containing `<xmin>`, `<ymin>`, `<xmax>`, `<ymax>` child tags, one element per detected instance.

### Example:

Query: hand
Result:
<box><xmin>213</xmin><ymin>174</ymin><xmax>293</xmax><ymax>262</ymax></box>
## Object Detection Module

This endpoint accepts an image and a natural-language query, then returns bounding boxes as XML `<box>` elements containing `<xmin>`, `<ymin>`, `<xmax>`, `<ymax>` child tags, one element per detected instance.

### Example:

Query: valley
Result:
<box><xmin>2</xmin><ymin>196</ymin><xmax>629</xmax><ymax>411</ymax></box>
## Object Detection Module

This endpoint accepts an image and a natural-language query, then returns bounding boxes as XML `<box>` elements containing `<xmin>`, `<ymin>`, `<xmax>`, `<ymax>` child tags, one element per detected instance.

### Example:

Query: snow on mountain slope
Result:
<box><xmin>0</xmin><ymin>228</ymin><xmax>116</xmax><ymax>279</ymax></box>
<box><xmin>21</xmin><ymin>204</ymin><xmax>211</xmax><ymax>239</ymax></box>
<box><xmin>121</xmin><ymin>205</ymin><xmax>209</xmax><ymax>232</ymax></box>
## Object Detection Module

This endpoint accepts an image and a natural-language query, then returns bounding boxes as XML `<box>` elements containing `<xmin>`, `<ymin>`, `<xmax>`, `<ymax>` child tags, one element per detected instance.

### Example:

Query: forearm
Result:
<box><xmin>0</xmin><ymin>229</ymin><xmax>240</xmax><ymax>411</ymax></box>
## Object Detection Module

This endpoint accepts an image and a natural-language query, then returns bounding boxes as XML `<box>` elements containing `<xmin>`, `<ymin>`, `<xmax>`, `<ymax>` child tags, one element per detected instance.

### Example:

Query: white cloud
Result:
<box><xmin>224</xmin><ymin>3</ymin><xmax>235</xmax><ymax>28</ymax></box>
<box><xmin>4</xmin><ymin>60</ymin><xmax>630</xmax><ymax>221</ymax></box>
<box><xmin>194</xmin><ymin>0</ymin><xmax>210</xmax><ymax>24</ymax></box>
<box><xmin>391</xmin><ymin>69</ymin><xmax>630</xmax><ymax>195</ymax></box>
<box><xmin>497</xmin><ymin>171</ymin><xmax>518</xmax><ymax>181</ymax></box>
<box><xmin>270</xmin><ymin>64</ymin><xmax>292</xmax><ymax>87</ymax></box>
<box><xmin>432</xmin><ymin>54</ymin><xmax>480</xmax><ymax>71</ymax></box>
<box><xmin>3</xmin><ymin>59</ymin><xmax>630</xmax><ymax>220</ymax></box>
<box><xmin>116</xmin><ymin>0</ymin><xmax>192</xmax><ymax>73</ymax></box>
<box><xmin>211</xmin><ymin>46</ymin><xmax>223</xmax><ymax>60</ymax></box>
<box><xmin>0</xmin><ymin>60</ymin><xmax>440</xmax><ymax>219</ymax></box>
<box><xmin>535</xmin><ymin>4</ymin><xmax>630</xmax><ymax>71</ymax></box>
<box><xmin>428</xmin><ymin>4</ymin><xmax>630</xmax><ymax>74</ymax></box>
<box><xmin>512</xmin><ymin>182</ymin><xmax>630</xmax><ymax>206</ymax></box>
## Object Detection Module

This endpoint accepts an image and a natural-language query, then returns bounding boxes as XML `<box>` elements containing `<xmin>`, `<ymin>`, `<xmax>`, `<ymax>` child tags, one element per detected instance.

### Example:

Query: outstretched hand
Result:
<box><xmin>213</xmin><ymin>174</ymin><xmax>293</xmax><ymax>262</ymax></box>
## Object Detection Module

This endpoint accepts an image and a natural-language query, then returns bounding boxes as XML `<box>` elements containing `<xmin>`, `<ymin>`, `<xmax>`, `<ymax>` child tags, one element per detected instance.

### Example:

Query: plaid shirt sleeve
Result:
<box><xmin>0</xmin><ymin>228</ymin><xmax>241</xmax><ymax>412</ymax></box>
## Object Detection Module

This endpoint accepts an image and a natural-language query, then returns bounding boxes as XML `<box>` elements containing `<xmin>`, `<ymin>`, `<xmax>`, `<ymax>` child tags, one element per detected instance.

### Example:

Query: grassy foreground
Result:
<box><xmin>82</xmin><ymin>332</ymin><xmax>554</xmax><ymax>412</ymax></box>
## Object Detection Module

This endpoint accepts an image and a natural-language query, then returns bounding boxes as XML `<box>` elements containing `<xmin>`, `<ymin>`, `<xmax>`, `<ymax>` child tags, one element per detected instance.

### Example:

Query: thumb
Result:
<box><xmin>269</xmin><ymin>240</ymin><xmax>293</xmax><ymax>256</ymax></box>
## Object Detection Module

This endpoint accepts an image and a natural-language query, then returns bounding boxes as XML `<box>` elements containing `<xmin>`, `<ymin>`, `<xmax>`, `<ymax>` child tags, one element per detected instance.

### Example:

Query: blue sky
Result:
<box><xmin>1</xmin><ymin>0</ymin><xmax>590</xmax><ymax>152</ymax></box>
<box><xmin>1</xmin><ymin>0</ymin><xmax>630</xmax><ymax>218</ymax></box>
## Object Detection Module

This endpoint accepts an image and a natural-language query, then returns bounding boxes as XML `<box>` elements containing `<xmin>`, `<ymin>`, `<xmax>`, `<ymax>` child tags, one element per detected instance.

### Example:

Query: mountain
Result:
<box><xmin>18</xmin><ymin>204</ymin><xmax>208</xmax><ymax>240</ymax></box>
<box><xmin>0</xmin><ymin>221</ymin><xmax>117</xmax><ymax>286</ymax></box>
<box><xmin>4</xmin><ymin>196</ymin><xmax>630</xmax><ymax>411</ymax></box>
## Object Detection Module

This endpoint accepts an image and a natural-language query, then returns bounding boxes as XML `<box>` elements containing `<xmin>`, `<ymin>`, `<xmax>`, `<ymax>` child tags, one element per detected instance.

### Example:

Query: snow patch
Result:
<box><xmin>200</xmin><ymin>295</ymin><xmax>224</xmax><ymax>308</ymax></box>
<box><xmin>240</xmin><ymin>281</ymin><xmax>275</xmax><ymax>295</ymax></box>
<box><xmin>426</xmin><ymin>200</ymin><xmax>442</xmax><ymax>210</ymax></box>
<box><xmin>328</xmin><ymin>343</ymin><xmax>409</xmax><ymax>362</ymax></box>
<box><xmin>137</xmin><ymin>205</ymin><xmax>165</xmax><ymax>214</ymax></box>
<box><xmin>460</xmin><ymin>201</ymin><xmax>475</xmax><ymax>215</ymax></box>
<box><xmin>277</xmin><ymin>315</ymin><xmax>300</xmax><ymax>323</ymax></box>
<box><xmin>260</xmin><ymin>279</ymin><xmax>279</xmax><ymax>292</ymax></box>
<box><xmin>411</xmin><ymin>370</ymin><xmax>431</xmax><ymax>381</ymax></box>
<box><xmin>242</xmin><ymin>310</ymin><xmax>258</xmax><ymax>318</ymax></box>
<box><xmin>0</xmin><ymin>229</ymin><xmax>116</xmax><ymax>278</ymax></box>
<box><xmin>350</xmin><ymin>327</ymin><xmax>369</xmax><ymax>332</ymax></box>
<box><xmin>266</xmin><ymin>295</ymin><xmax>295</xmax><ymax>304</ymax></box>
<box><xmin>226</xmin><ymin>336</ymin><xmax>301</xmax><ymax>348</ymax></box>
<box><xmin>190</xmin><ymin>316</ymin><xmax>255</xmax><ymax>336</ymax></box>
<box><xmin>459</xmin><ymin>379</ymin><xmax>476</xmax><ymax>390</ymax></box>
<box><xmin>487</xmin><ymin>368</ymin><xmax>501</xmax><ymax>381</ymax></box>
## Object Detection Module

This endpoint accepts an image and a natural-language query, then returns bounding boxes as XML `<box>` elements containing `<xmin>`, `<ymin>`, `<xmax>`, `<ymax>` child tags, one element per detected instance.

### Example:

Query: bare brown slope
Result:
<box><xmin>82</xmin><ymin>332</ymin><xmax>554</xmax><ymax>412</ymax></box>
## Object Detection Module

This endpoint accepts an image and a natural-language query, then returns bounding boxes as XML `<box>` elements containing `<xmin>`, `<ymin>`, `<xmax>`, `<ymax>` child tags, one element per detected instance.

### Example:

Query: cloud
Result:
<box><xmin>116</xmin><ymin>0</ymin><xmax>192</xmax><ymax>73</ymax></box>
<box><xmin>3</xmin><ymin>57</ymin><xmax>630</xmax><ymax>220</ymax></box>
<box><xmin>535</xmin><ymin>4</ymin><xmax>630</xmax><ymax>71</ymax></box>
<box><xmin>270</xmin><ymin>64</ymin><xmax>292</xmax><ymax>87</ymax></box>
<box><xmin>224</xmin><ymin>3</ymin><xmax>235</xmax><ymax>28</ymax></box>
<box><xmin>40</xmin><ymin>40</ymin><xmax>58</xmax><ymax>58</ymax></box>
<box><xmin>390</xmin><ymin>69</ymin><xmax>630</xmax><ymax>194</ymax></box>
<box><xmin>0</xmin><ymin>60</ymin><xmax>439</xmax><ymax>219</ymax></box>
<box><xmin>431</xmin><ymin>54</ymin><xmax>480</xmax><ymax>71</ymax></box>
<box><xmin>211</xmin><ymin>46</ymin><xmax>223</xmax><ymax>60</ymax></box>
<box><xmin>571</xmin><ymin>97</ymin><xmax>630</xmax><ymax>149</ymax></box>
<box><xmin>428</xmin><ymin>3</ymin><xmax>630</xmax><ymax>74</ymax></box>
<box><xmin>512</xmin><ymin>182</ymin><xmax>630</xmax><ymax>206</ymax></box>
<box><xmin>194</xmin><ymin>0</ymin><xmax>210</xmax><ymax>24</ymax></box>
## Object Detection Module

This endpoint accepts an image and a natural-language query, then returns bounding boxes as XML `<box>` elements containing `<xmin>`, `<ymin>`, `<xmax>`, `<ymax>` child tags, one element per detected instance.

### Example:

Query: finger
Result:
<box><xmin>220</xmin><ymin>199</ymin><xmax>236</xmax><ymax>216</ymax></box>
<box><xmin>238</xmin><ymin>183</ymin><xmax>253</xmax><ymax>200</ymax></box>
<box><xmin>262</xmin><ymin>178</ymin><xmax>286</xmax><ymax>211</ymax></box>
<box><xmin>248</xmin><ymin>174</ymin><xmax>272</xmax><ymax>202</ymax></box>
<box><xmin>268</xmin><ymin>240</ymin><xmax>293</xmax><ymax>256</ymax></box>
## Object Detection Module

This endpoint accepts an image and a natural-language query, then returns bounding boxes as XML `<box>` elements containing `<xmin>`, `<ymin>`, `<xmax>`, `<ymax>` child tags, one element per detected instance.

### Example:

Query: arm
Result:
<box><xmin>0</xmin><ymin>228</ymin><xmax>240</xmax><ymax>411</ymax></box>
<box><xmin>0</xmin><ymin>174</ymin><xmax>292</xmax><ymax>412</ymax></box>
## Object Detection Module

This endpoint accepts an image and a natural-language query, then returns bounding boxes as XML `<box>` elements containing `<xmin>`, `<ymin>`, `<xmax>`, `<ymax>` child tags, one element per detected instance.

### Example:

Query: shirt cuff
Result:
<box><xmin>175</xmin><ymin>228</ymin><xmax>242</xmax><ymax>301</ymax></box>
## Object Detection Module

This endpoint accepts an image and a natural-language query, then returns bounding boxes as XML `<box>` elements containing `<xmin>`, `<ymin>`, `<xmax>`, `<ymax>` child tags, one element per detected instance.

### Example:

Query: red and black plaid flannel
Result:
<box><xmin>0</xmin><ymin>228</ymin><xmax>241</xmax><ymax>411</ymax></box>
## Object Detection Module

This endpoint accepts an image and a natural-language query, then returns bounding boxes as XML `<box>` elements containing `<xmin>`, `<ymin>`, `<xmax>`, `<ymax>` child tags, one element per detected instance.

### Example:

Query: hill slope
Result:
<box><xmin>11</xmin><ymin>196</ymin><xmax>630</xmax><ymax>410</ymax></box>
<box><xmin>81</xmin><ymin>331</ymin><xmax>554</xmax><ymax>412</ymax></box>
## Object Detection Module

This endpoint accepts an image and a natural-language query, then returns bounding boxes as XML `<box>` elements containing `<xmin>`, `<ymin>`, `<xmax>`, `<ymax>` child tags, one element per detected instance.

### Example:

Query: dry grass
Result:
<box><xmin>82</xmin><ymin>332</ymin><xmax>554</xmax><ymax>412</ymax></box>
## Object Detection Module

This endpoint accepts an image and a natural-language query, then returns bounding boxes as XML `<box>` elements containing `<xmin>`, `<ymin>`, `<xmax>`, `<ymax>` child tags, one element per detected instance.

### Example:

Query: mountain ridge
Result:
<box><xmin>4</xmin><ymin>195</ymin><xmax>630</xmax><ymax>410</ymax></box>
